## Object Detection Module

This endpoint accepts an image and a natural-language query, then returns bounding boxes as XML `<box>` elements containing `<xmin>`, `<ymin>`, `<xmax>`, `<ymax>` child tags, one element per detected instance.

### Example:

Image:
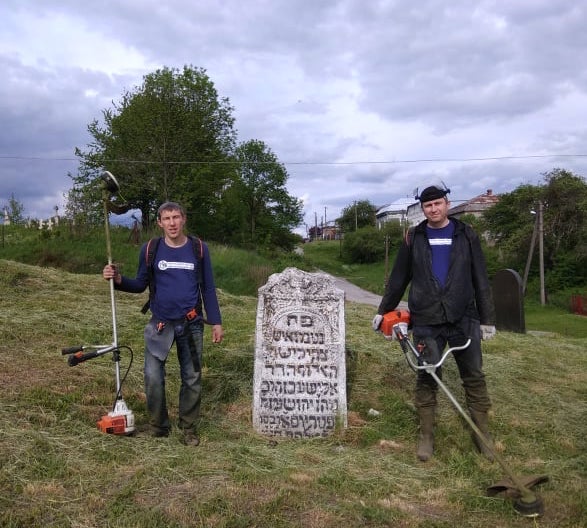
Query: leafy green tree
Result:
<box><xmin>541</xmin><ymin>168</ymin><xmax>586</xmax><ymax>255</ymax></box>
<box><xmin>4</xmin><ymin>194</ymin><xmax>25</xmax><ymax>224</ymax></box>
<box><xmin>338</xmin><ymin>200</ymin><xmax>377</xmax><ymax>232</ymax></box>
<box><xmin>219</xmin><ymin>140</ymin><xmax>303</xmax><ymax>249</ymax></box>
<box><xmin>484</xmin><ymin>168</ymin><xmax>587</xmax><ymax>289</ymax></box>
<box><xmin>63</xmin><ymin>177</ymin><xmax>102</xmax><ymax>226</ymax></box>
<box><xmin>72</xmin><ymin>65</ymin><xmax>236</xmax><ymax>235</ymax></box>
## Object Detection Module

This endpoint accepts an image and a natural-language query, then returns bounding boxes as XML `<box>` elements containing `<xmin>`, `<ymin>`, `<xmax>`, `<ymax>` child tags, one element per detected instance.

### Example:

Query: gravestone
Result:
<box><xmin>492</xmin><ymin>268</ymin><xmax>525</xmax><ymax>333</ymax></box>
<box><xmin>252</xmin><ymin>267</ymin><xmax>347</xmax><ymax>438</ymax></box>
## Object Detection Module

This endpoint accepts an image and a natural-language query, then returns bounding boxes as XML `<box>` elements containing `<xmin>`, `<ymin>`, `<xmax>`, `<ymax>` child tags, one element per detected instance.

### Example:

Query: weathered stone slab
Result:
<box><xmin>492</xmin><ymin>268</ymin><xmax>526</xmax><ymax>333</ymax></box>
<box><xmin>252</xmin><ymin>267</ymin><xmax>347</xmax><ymax>438</ymax></box>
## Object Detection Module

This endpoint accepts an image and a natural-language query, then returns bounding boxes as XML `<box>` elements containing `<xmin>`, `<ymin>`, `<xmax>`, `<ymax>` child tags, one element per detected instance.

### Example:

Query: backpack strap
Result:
<box><xmin>189</xmin><ymin>235</ymin><xmax>204</xmax><ymax>287</ymax></box>
<box><xmin>140</xmin><ymin>235</ymin><xmax>204</xmax><ymax>314</ymax></box>
<box><xmin>404</xmin><ymin>226</ymin><xmax>416</xmax><ymax>248</ymax></box>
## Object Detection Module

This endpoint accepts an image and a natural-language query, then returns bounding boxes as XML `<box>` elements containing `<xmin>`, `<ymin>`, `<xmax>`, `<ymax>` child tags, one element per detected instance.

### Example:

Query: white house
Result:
<box><xmin>375</xmin><ymin>197</ymin><xmax>417</xmax><ymax>229</ymax></box>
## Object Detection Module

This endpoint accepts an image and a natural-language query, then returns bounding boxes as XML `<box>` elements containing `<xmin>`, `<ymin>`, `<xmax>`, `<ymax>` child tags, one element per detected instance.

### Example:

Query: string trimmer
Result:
<box><xmin>61</xmin><ymin>171</ymin><xmax>135</xmax><ymax>435</ymax></box>
<box><xmin>380</xmin><ymin>310</ymin><xmax>546</xmax><ymax>518</ymax></box>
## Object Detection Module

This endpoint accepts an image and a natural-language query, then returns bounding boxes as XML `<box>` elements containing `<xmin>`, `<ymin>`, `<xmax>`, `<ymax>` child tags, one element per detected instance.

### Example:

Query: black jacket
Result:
<box><xmin>378</xmin><ymin>218</ymin><xmax>495</xmax><ymax>326</ymax></box>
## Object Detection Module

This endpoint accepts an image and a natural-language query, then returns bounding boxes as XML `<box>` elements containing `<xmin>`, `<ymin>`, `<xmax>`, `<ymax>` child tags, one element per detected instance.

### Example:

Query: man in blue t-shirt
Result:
<box><xmin>103</xmin><ymin>202</ymin><xmax>223</xmax><ymax>446</ymax></box>
<box><xmin>373</xmin><ymin>185</ymin><xmax>496</xmax><ymax>462</ymax></box>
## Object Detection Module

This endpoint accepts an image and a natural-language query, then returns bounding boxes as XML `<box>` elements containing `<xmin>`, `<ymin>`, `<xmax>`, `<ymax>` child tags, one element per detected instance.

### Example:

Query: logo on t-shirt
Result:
<box><xmin>157</xmin><ymin>260</ymin><xmax>195</xmax><ymax>271</ymax></box>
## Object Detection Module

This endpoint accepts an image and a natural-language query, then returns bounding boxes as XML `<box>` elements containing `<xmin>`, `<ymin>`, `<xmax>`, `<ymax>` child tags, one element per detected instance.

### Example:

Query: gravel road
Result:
<box><xmin>326</xmin><ymin>274</ymin><xmax>383</xmax><ymax>307</ymax></box>
<box><xmin>319</xmin><ymin>271</ymin><xmax>408</xmax><ymax>309</ymax></box>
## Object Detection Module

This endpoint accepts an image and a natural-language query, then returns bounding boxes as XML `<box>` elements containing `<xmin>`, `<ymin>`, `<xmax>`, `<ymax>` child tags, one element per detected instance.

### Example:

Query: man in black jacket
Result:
<box><xmin>373</xmin><ymin>184</ymin><xmax>496</xmax><ymax>461</ymax></box>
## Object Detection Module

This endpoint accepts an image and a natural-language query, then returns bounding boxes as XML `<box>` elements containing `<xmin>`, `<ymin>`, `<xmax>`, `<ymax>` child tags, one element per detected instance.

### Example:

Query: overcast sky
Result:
<box><xmin>2</xmin><ymin>0</ymin><xmax>587</xmax><ymax>233</ymax></box>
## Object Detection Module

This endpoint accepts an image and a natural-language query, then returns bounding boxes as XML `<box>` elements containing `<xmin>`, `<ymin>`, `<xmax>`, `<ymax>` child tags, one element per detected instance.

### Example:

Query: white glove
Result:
<box><xmin>372</xmin><ymin>314</ymin><xmax>383</xmax><ymax>331</ymax></box>
<box><xmin>481</xmin><ymin>325</ymin><xmax>496</xmax><ymax>340</ymax></box>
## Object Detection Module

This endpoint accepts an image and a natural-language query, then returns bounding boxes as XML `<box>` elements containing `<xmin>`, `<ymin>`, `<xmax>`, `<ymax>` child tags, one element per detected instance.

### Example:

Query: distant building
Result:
<box><xmin>322</xmin><ymin>223</ymin><xmax>340</xmax><ymax>240</ymax></box>
<box><xmin>406</xmin><ymin>202</ymin><xmax>426</xmax><ymax>226</ymax></box>
<box><xmin>377</xmin><ymin>189</ymin><xmax>500</xmax><ymax>230</ymax></box>
<box><xmin>448</xmin><ymin>189</ymin><xmax>500</xmax><ymax>219</ymax></box>
<box><xmin>375</xmin><ymin>197</ymin><xmax>416</xmax><ymax>229</ymax></box>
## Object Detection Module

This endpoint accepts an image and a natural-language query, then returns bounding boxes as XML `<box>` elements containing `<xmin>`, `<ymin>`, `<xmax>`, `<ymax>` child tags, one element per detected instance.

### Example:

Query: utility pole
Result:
<box><xmin>522</xmin><ymin>213</ymin><xmax>538</xmax><ymax>295</ymax></box>
<box><xmin>314</xmin><ymin>211</ymin><xmax>318</xmax><ymax>242</ymax></box>
<box><xmin>523</xmin><ymin>201</ymin><xmax>546</xmax><ymax>304</ymax></box>
<box><xmin>538</xmin><ymin>201</ymin><xmax>545</xmax><ymax>305</ymax></box>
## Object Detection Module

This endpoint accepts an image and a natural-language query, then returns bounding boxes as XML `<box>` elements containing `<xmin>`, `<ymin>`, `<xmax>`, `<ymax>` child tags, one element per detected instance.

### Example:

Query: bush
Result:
<box><xmin>341</xmin><ymin>226</ymin><xmax>386</xmax><ymax>264</ymax></box>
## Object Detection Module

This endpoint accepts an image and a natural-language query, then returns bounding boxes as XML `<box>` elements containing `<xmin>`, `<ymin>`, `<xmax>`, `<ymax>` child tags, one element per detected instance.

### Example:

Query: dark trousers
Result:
<box><xmin>144</xmin><ymin>319</ymin><xmax>204</xmax><ymax>432</ymax></box>
<box><xmin>412</xmin><ymin>316</ymin><xmax>491</xmax><ymax>413</ymax></box>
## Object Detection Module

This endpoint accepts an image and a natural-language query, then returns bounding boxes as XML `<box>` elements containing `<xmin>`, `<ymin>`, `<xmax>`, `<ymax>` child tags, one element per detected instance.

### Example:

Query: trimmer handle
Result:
<box><xmin>61</xmin><ymin>344</ymin><xmax>117</xmax><ymax>365</ymax></box>
<box><xmin>393</xmin><ymin>323</ymin><xmax>471</xmax><ymax>371</ymax></box>
<box><xmin>68</xmin><ymin>350</ymin><xmax>100</xmax><ymax>367</ymax></box>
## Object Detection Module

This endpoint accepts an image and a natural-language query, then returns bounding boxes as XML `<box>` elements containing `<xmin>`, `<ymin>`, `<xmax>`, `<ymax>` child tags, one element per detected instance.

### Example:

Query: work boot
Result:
<box><xmin>416</xmin><ymin>407</ymin><xmax>435</xmax><ymax>462</ymax></box>
<box><xmin>182</xmin><ymin>430</ymin><xmax>200</xmax><ymax>447</ymax></box>
<box><xmin>469</xmin><ymin>409</ymin><xmax>494</xmax><ymax>461</ymax></box>
<box><xmin>151</xmin><ymin>425</ymin><xmax>169</xmax><ymax>438</ymax></box>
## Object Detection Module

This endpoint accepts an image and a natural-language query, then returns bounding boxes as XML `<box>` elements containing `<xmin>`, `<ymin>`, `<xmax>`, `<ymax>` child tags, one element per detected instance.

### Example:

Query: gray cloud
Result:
<box><xmin>1</xmin><ymin>0</ymin><xmax>586</xmax><ymax>227</ymax></box>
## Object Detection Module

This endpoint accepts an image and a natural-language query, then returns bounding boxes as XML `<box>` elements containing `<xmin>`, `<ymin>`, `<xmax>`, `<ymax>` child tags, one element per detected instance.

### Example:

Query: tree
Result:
<box><xmin>541</xmin><ymin>169</ymin><xmax>586</xmax><ymax>255</ymax></box>
<box><xmin>4</xmin><ymin>193</ymin><xmax>25</xmax><ymax>224</ymax></box>
<box><xmin>484</xmin><ymin>168</ymin><xmax>587</xmax><ymax>290</ymax></box>
<box><xmin>338</xmin><ymin>200</ymin><xmax>377</xmax><ymax>232</ymax></box>
<box><xmin>71</xmin><ymin>65</ymin><xmax>237</xmax><ymax>235</ymax></box>
<box><xmin>219</xmin><ymin>139</ymin><xmax>303</xmax><ymax>249</ymax></box>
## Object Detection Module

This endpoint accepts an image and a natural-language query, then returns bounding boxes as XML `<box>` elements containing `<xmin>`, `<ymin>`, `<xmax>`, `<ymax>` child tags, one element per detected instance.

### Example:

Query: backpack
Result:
<box><xmin>140</xmin><ymin>235</ymin><xmax>204</xmax><ymax>314</ymax></box>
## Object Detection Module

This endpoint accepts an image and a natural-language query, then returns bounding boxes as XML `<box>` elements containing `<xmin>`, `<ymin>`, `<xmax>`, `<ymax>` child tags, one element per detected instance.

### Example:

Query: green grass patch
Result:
<box><xmin>0</xmin><ymin>230</ymin><xmax>586</xmax><ymax>526</ymax></box>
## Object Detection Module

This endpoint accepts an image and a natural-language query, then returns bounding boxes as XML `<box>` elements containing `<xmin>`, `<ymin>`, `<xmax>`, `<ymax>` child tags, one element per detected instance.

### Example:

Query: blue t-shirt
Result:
<box><xmin>117</xmin><ymin>237</ymin><xmax>222</xmax><ymax>324</ymax></box>
<box><xmin>426</xmin><ymin>220</ymin><xmax>455</xmax><ymax>288</ymax></box>
<box><xmin>151</xmin><ymin>241</ymin><xmax>201</xmax><ymax>320</ymax></box>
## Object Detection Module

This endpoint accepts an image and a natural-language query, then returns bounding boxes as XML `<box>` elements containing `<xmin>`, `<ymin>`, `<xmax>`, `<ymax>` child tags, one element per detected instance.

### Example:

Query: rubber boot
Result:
<box><xmin>416</xmin><ymin>407</ymin><xmax>435</xmax><ymax>462</ymax></box>
<box><xmin>469</xmin><ymin>408</ymin><xmax>495</xmax><ymax>462</ymax></box>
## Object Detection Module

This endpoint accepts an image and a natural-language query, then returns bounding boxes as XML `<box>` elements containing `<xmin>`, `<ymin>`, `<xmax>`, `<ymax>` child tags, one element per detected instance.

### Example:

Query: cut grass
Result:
<box><xmin>0</xmin><ymin>258</ymin><xmax>586</xmax><ymax>527</ymax></box>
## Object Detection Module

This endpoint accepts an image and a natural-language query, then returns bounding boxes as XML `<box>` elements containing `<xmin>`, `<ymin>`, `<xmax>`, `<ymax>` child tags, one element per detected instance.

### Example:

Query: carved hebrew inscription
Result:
<box><xmin>253</xmin><ymin>267</ymin><xmax>347</xmax><ymax>438</ymax></box>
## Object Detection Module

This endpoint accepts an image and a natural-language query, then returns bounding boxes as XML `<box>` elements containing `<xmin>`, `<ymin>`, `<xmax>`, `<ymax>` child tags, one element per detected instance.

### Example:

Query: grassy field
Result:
<box><xmin>0</xmin><ymin>253</ymin><xmax>586</xmax><ymax>527</ymax></box>
<box><xmin>0</xmin><ymin>230</ymin><xmax>586</xmax><ymax>526</ymax></box>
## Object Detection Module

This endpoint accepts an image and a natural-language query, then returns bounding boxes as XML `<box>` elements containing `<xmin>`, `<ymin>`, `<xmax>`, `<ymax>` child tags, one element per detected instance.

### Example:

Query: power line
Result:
<box><xmin>1</xmin><ymin>153</ymin><xmax>587</xmax><ymax>165</ymax></box>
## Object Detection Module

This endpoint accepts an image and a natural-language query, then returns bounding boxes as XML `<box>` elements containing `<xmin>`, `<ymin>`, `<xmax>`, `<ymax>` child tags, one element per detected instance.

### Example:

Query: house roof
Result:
<box><xmin>376</xmin><ymin>197</ymin><xmax>417</xmax><ymax>216</ymax></box>
<box><xmin>449</xmin><ymin>189</ymin><xmax>500</xmax><ymax>215</ymax></box>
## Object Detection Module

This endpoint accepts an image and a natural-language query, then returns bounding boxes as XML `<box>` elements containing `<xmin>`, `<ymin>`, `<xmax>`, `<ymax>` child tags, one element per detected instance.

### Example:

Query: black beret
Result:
<box><xmin>418</xmin><ymin>185</ymin><xmax>450</xmax><ymax>203</ymax></box>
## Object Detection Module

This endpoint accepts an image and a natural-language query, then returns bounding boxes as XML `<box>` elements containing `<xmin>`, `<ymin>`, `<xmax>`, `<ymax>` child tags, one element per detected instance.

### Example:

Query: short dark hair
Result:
<box><xmin>157</xmin><ymin>202</ymin><xmax>185</xmax><ymax>219</ymax></box>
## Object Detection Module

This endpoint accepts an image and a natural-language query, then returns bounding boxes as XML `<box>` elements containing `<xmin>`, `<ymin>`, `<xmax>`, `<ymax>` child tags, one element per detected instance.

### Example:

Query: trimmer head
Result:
<box><xmin>101</xmin><ymin>171</ymin><xmax>120</xmax><ymax>194</ymax></box>
<box><xmin>514</xmin><ymin>495</ymin><xmax>545</xmax><ymax>517</ymax></box>
<box><xmin>487</xmin><ymin>474</ymin><xmax>547</xmax><ymax>518</ymax></box>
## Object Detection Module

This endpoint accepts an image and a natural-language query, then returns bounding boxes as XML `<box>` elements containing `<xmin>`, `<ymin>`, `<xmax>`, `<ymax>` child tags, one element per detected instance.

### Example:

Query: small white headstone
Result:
<box><xmin>252</xmin><ymin>267</ymin><xmax>347</xmax><ymax>438</ymax></box>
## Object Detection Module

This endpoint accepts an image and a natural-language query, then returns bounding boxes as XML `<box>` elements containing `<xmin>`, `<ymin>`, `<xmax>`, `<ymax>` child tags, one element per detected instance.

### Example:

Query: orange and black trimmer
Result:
<box><xmin>61</xmin><ymin>171</ymin><xmax>135</xmax><ymax>435</ymax></box>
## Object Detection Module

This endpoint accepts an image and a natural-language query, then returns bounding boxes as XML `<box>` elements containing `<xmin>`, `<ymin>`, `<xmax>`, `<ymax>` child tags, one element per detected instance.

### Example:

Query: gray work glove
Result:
<box><xmin>372</xmin><ymin>314</ymin><xmax>383</xmax><ymax>331</ymax></box>
<box><xmin>480</xmin><ymin>325</ymin><xmax>496</xmax><ymax>340</ymax></box>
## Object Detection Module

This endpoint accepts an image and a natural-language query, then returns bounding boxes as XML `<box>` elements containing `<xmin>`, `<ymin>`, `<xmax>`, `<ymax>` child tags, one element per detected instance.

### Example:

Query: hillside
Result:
<box><xmin>0</xmin><ymin>259</ymin><xmax>586</xmax><ymax>527</ymax></box>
